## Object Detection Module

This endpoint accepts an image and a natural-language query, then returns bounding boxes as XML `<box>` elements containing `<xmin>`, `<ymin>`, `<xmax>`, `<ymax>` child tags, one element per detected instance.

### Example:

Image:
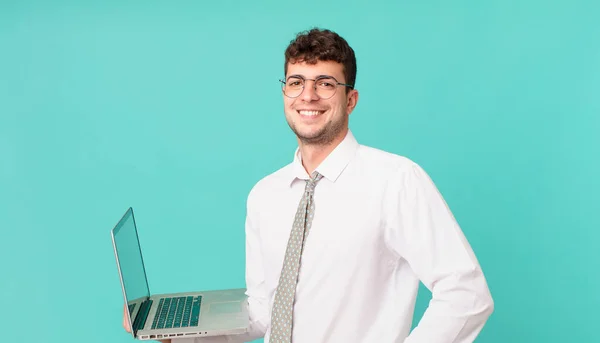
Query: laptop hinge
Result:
<box><xmin>133</xmin><ymin>298</ymin><xmax>153</xmax><ymax>335</ymax></box>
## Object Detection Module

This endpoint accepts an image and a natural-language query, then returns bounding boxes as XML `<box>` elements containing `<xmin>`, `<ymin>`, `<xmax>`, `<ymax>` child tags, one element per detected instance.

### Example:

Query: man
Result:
<box><xmin>124</xmin><ymin>28</ymin><xmax>494</xmax><ymax>342</ymax></box>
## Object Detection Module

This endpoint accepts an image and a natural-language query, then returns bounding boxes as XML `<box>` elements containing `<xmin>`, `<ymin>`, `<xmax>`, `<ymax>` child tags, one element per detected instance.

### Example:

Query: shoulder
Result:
<box><xmin>245</xmin><ymin>163</ymin><xmax>293</xmax><ymax>207</ymax></box>
<box><xmin>355</xmin><ymin>144</ymin><xmax>426</xmax><ymax>179</ymax></box>
<box><xmin>353</xmin><ymin>144</ymin><xmax>440</xmax><ymax>199</ymax></box>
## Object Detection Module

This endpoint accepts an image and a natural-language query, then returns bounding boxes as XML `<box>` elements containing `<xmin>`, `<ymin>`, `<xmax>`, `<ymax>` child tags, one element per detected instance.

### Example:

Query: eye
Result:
<box><xmin>317</xmin><ymin>78</ymin><xmax>336</xmax><ymax>89</ymax></box>
<box><xmin>286</xmin><ymin>77</ymin><xmax>304</xmax><ymax>88</ymax></box>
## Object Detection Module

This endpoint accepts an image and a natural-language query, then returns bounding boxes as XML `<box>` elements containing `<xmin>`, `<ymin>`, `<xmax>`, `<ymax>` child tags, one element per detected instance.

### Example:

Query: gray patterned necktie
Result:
<box><xmin>270</xmin><ymin>172</ymin><xmax>323</xmax><ymax>343</ymax></box>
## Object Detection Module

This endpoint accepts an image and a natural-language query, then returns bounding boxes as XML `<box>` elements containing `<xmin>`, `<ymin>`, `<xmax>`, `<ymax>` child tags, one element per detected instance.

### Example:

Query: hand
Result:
<box><xmin>123</xmin><ymin>304</ymin><xmax>171</xmax><ymax>343</ymax></box>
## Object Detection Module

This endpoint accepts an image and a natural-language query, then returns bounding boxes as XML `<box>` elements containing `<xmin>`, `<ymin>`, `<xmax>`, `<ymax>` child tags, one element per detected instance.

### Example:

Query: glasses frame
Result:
<box><xmin>279</xmin><ymin>75</ymin><xmax>354</xmax><ymax>99</ymax></box>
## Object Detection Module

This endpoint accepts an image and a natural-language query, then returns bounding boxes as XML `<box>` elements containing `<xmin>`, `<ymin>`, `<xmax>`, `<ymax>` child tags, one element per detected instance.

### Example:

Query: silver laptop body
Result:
<box><xmin>111</xmin><ymin>207</ymin><xmax>249</xmax><ymax>341</ymax></box>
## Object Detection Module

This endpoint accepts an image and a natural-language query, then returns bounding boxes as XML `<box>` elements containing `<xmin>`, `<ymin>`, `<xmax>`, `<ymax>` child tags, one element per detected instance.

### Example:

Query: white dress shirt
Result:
<box><xmin>187</xmin><ymin>130</ymin><xmax>493</xmax><ymax>343</ymax></box>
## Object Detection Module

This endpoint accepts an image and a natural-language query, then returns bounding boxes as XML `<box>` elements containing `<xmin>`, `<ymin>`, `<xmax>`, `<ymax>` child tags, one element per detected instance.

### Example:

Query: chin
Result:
<box><xmin>297</xmin><ymin>128</ymin><xmax>336</xmax><ymax>145</ymax></box>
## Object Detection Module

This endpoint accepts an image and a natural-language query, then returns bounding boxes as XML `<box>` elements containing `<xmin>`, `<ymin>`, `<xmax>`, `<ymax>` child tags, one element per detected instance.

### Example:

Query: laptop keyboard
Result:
<box><xmin>151</xmin><ymin>296</ymin><xmax>202</xmax><ymax>329</ymax></box>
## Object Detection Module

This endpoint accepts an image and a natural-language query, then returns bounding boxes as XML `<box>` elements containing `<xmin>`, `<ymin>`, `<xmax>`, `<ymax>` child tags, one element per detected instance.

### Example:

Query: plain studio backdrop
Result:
<box><xmin>1</xmin><ymin>1</ymin><xmax>598</xmax><ymax>342</ymax></box>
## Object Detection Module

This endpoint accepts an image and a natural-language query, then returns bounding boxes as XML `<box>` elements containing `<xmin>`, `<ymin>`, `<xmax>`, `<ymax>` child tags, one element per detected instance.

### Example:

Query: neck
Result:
<box><xmin>298</xmin><ymin>128</ymin><xmax>348</xmax><ymax>175</ymax></box>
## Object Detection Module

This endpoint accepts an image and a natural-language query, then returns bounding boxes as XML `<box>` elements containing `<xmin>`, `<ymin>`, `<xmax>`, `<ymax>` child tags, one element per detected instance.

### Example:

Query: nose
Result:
<box><xmin>300</xmin><ymin>80</ymin><xmax>320</xmax><ymax>102</ymax></box>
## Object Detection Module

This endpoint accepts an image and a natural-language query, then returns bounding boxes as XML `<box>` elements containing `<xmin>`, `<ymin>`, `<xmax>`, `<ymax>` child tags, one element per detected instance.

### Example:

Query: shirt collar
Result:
<box><xmin>289</xmin><ymin>130</ymin><xmax>359</xmax><ymax>186</ymax></box>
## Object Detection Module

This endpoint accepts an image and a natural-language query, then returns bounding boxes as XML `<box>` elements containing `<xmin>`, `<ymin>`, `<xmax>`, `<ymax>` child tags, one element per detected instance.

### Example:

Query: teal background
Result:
<box><xmin>1</xmin><ymin>1</ymin><xmax>599</xmax><ymax>342</ymax></box>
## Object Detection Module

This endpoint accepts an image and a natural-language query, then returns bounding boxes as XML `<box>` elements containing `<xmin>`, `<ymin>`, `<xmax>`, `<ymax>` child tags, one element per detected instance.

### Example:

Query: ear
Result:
<box><xmin>346</xmin><ymin>89</ymin><xmax>359</xmax><ymax>115</ymax></box>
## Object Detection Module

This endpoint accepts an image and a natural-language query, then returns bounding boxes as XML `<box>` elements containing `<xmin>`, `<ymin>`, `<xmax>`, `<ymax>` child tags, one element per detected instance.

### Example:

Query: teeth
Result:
<box><xmin>298</xmin><ymin>110</ymin><xmax>323</xmax><ymax>116</ymax></box>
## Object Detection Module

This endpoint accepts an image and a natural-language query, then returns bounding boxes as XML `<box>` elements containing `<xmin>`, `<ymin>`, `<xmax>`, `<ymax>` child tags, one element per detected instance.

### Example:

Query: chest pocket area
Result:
<box><xmin>300</xmin><ymin>190</ymin><xmax>387</xmax><ymax>270</ymax></box>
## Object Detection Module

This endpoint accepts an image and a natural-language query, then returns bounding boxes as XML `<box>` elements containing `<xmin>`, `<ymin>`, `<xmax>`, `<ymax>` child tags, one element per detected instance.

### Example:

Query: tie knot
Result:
<box><xmin>306</xmin><ymin>172</ymin><xmax>323</xmax><ymax>192</ymax></box>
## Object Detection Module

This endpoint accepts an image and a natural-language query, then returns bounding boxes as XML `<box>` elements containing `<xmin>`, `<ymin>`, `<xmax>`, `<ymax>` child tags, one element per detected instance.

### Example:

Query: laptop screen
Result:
<box><xmin>112</xmin><ymin>208</ymin><xmax>150</xmax><ymax>312</ymax></box>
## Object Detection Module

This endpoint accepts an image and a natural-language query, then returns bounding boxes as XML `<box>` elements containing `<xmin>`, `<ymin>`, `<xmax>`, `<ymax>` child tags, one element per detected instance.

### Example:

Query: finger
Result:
<box><xmin>123</xmin><ymin>305</ymin><xmax>131</xmax><ymax>332</ymax></box>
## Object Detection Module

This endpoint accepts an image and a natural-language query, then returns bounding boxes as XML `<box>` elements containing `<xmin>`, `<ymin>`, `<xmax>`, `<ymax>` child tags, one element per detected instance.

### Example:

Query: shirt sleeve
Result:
<box><xmin>185</xmin><ymin>187</ymin><xmax>269</xmax><ymax>343</ymax></box>
<box><xmin>385</xmin><ymin>161</ymin><xmax>494</xmax><ymax>343</ymax></box>
<box><xmin>240</xmin><ymin>185</ymin><xmax>271</xmax><ymax>340</ymax></box>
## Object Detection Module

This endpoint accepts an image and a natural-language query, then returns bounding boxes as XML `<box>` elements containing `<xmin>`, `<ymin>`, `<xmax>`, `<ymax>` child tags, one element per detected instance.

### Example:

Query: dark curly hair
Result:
<box><xmin>284</xmin><ymin>28</ymin><xmax>357</xmax><ymax>92</ymax></box>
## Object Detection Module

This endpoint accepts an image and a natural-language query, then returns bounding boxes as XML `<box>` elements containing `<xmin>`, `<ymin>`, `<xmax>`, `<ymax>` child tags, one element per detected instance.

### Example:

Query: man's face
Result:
<box><xmin>283</xmin><ymin>60</ymin><xmax>358</xmax><ymax>146</ymax></box>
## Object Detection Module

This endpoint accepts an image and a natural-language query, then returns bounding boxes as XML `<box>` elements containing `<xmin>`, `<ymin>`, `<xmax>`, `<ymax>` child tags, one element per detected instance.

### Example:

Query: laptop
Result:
<box><xmin>111</xmin><ymin>207</ymin><xmax>249</xmax><ymax>340</ymax></box>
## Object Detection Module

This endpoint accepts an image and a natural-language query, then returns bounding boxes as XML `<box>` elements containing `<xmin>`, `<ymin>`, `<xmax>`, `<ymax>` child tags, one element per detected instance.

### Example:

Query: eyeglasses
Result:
<box><xmin>279</xmin><ymin>75</ymin><xmax>354</xmax><ymax>99</ymax></box>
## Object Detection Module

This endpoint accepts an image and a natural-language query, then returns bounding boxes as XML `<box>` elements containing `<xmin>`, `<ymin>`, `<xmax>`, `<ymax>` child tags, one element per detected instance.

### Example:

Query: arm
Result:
<box><xmin>386</xmin><ymin>162</ymin><xmax>494</xmax><ymax>343</ymax></box>
<box><xmin>234</xmin><ymin>187</ymin><xmax>271</xmax><ymax>341</ymax></box>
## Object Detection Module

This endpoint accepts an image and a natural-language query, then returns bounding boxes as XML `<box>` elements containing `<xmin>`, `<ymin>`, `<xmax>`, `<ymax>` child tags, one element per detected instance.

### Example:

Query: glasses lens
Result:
<box><xmin>314</xmin><ymin>77</ymin><xmax>337</xmax><ymax>99</ymax></box>
<box><xmin>284</xmin><ymin>77</ymin><xmax>304</xmax><ymax>97</ymax></box>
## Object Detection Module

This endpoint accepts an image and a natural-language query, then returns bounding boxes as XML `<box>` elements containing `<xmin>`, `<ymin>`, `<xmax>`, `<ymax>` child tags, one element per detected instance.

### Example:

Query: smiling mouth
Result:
<box><xmin>297</xmin><ymin>110</ymin><xmax>325</xmax><ymax>117</ymax></box>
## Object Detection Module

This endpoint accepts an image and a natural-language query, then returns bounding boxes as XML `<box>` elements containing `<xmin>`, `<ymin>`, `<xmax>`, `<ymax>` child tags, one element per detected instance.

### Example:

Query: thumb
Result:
<box><xmin>123</xmin><ymin>305</ymin><xmax>131</xmax><ymax>332</ymax></box>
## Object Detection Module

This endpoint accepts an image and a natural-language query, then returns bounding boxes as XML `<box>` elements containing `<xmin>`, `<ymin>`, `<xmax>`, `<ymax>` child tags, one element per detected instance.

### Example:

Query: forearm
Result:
<box><xmin>404</xmin><ymin>269</ymin><xmax>494</xmax><ymax>342</ymax></box>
